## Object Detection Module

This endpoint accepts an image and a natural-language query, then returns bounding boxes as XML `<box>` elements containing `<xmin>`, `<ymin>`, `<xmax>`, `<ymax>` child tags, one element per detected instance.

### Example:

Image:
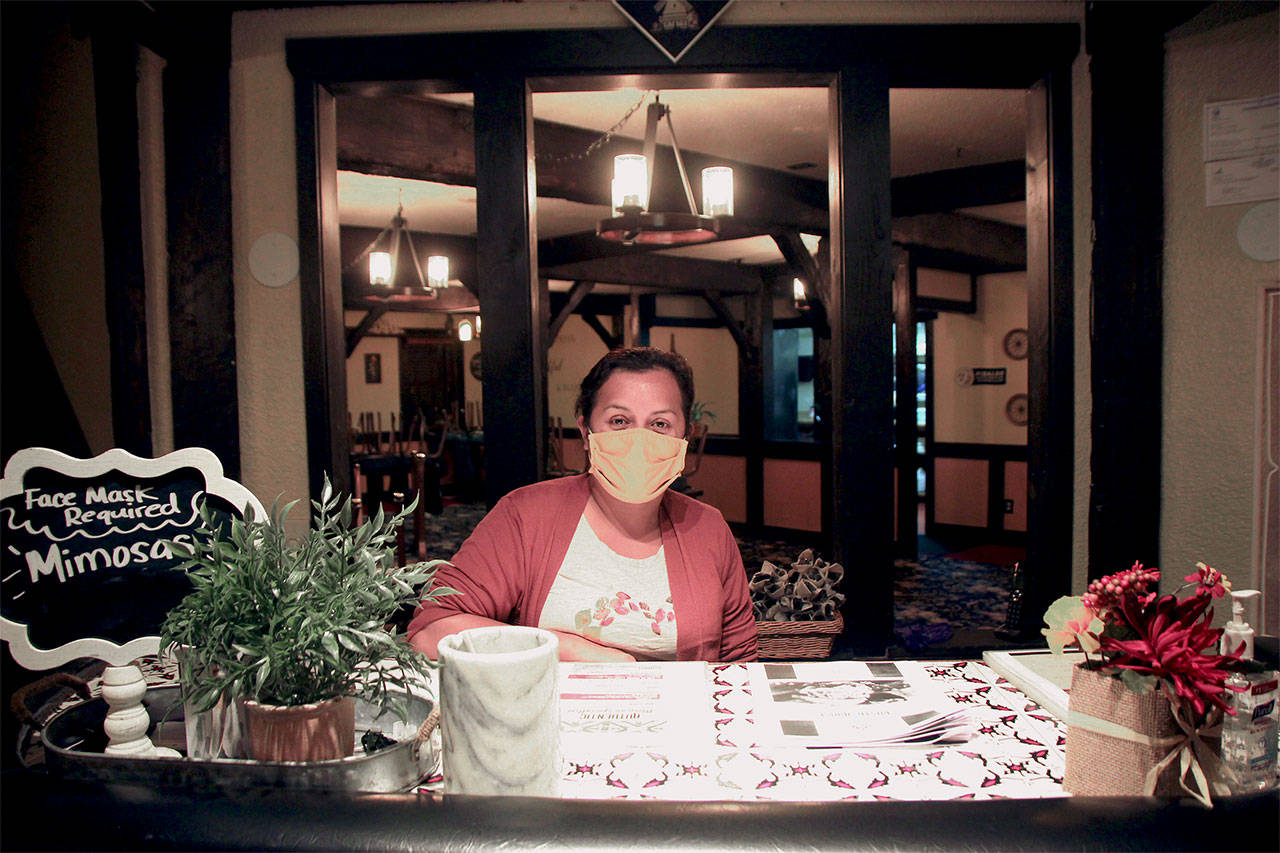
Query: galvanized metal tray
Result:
<box><xmin>41</xmin><ymin>686</ymin><xmax>439</xmax><ymax>793</ymax></box>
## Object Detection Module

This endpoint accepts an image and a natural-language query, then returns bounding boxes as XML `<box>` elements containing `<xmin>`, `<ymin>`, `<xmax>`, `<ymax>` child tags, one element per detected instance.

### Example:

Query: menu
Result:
<box><xmin>747</xmin><ymin>660</ymin><xmax>975</xmax><ymax>748</ymax></box>
<box><xmin>558</xmin><ymin>661</ymin><xmax>713</xmax><ymax>749</ymax></box>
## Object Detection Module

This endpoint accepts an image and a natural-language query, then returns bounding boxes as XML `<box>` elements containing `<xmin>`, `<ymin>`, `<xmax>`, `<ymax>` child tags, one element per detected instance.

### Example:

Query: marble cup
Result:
<box><xmin>437</xmin><ymin>626</ymin><xmax>561</xmax><ymax>796</ymax></box>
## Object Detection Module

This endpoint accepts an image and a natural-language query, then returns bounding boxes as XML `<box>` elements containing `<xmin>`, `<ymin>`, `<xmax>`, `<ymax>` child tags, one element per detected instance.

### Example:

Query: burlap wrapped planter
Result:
<box><xmin>1063</xmin><ymin>663</ymin><xmax>1184</xmax><ymax>797</ymax></box>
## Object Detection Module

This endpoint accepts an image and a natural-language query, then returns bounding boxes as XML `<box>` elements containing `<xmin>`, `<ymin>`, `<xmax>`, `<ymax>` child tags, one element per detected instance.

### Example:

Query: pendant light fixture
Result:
<box><xmin>348</xmin><ymin>191</ymin><xmax>450</xmax><ymax>296</ymax></box>
<box><xmin>597</xmin><ymin>94</ymin><xmax>734</xmax><ymax>246</ymax></box>
<box><xmin>455</xmin><ymin>313</ymin><xmax>481</xmax><ymax>342</ymax></box>
<box><xmin>793</xmin><ymin>277</ymin><xmax>809</xmax><ymax>311</ymax></box>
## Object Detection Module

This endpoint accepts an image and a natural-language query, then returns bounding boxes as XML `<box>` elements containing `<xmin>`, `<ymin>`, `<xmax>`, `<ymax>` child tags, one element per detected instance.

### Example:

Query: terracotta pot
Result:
<box><xmin>239</xmin><ymin>695</ymin><xmax>356</xmax><ymax>763</ymax></box>
<box><xmin>1064</xmin><ymin>663</ymin><xmax>1184</xmax><ymax>797</ymax></box>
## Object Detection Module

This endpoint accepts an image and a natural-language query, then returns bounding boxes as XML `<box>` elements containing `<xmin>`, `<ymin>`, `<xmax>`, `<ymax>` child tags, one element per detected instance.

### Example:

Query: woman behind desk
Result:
<box><xmin>407</xmin><ymin>347</ymin><xmax>758</xmax><ymax>662</ymax></box>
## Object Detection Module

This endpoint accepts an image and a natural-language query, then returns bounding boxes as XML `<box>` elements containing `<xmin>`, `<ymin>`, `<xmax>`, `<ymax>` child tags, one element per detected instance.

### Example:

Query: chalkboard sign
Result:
<box><xmin>1</xmin><ymin>448</ymin><xmax>265</xmax><ymax>669</ymax></box>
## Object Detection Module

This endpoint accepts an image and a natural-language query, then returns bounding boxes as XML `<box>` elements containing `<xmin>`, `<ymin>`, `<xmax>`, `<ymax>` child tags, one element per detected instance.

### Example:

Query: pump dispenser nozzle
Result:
<box><xmin>1221</xmin><ymin>588</ymin><xmax>1261</xmax><ymax>659</ymax></box>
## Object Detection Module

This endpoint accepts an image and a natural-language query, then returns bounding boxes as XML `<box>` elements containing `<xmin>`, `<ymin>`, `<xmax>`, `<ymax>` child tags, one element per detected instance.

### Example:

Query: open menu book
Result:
<box><xmin>748</xmin><ymin>660</ymin><xmax>976</xmax><ymax>748</ymax></box>
<box><xmin>558</xmin><ymin>661</ymin><xmax>714</xmax><ymax>749</ymax></box>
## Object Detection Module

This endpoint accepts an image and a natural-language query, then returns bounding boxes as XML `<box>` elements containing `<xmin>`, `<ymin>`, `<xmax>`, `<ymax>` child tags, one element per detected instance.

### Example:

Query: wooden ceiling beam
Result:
<box><xmin>890</xmin><ymin>160</ymin><xmax>1025</xmax><ymax>217</ymax></box>
<box><xmin>702</xmin><ymin>290</ymin><xmax>755</xmax><ymax>359</ymax></box>
<box><xmin>891</xmin><ymin>212</ymin><xmax>1026</xmax><ymax>269</ymax></box>
<box><xmin>338</xmin><ymin>98</ymin><xmax>1035</xmax><ymax>239</ymax></box>
<box><xmin>771</xmin><ymin>228</ymin><xmax>831</xmax><ymax>338</ymax></box>
<box><xmin>548</xmin><ymin>279</ymin><xmax>595</xmax><ymax>344</ymax></box>
<box><xmin>345</xmin><ymin>301</ymin><xmax>391</xmax><ymax>356</ymax></box>
<box><xmin>336</xmin><ymin>94</ymin><xmax>829</xmax><ymax>232</ymax></box>
<box><xmin>582</xmin><ymin>313</ymin><xmax>622</xmax><ymax>349</ymax></box>
<box><xmin>543</xmin><ymin>252</ymin><xmax>762</xmax><ymax>294</ymax></box>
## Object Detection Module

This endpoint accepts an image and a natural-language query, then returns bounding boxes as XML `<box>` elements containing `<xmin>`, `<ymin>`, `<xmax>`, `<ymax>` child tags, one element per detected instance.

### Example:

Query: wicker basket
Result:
<box><xmin>755</xmin><ymin>612</ymin><xmax>844</xmax><ymax>660</ymax></box>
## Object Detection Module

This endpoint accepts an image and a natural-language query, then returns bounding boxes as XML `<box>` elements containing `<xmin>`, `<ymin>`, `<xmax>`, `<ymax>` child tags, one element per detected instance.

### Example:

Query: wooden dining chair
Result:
<box><xmin>671</xmin><ymin>422</ymin><xmax>710</xmax><ymax>498</ymax></box>
<box><xmin>545</xmin><ymin>417</ymin><xmax>582</xmax><ymax>478</ymax></box>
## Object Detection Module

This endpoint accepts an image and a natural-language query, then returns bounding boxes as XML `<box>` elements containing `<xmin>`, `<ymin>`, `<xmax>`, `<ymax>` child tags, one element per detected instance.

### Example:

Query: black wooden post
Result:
<box><xmin>1085</xmin><ymin>2</ymin><xmax>1166</xmax><ymax>578</ymax></box>
<box><xmin>892</xmin><ymin>247</ymin><xmax>918</xmax><ymax>557</ymax></box>
<box><xmin>1022</xmin><ymin>68</ymin><xmax>1075</xmax><ymax>632</ymax></box>
<box><xmin>91</xmin><ymin>31</ymin><xmax>151</xmax><ymax>458</ymax></box>
<box><xmin>164</xmin><ymin>19</ymin><xmax>239</xmax><ymax>477</ymax></box>
<box><xmin>474</xmin><ymin>73</ymin><xmax>543</xmax><ymax>505</ymax></box>
<box><xmin>294</xmin><ymin>79</ymin><xmax>351</xmax><ymax>499</ymax></box>
<box><xmin>742</xmin><ymin>288</ymin><xmax>765</xmax><ymax>530</ymax></box>
<box><xmin>830</xmin><ymin>64</ymin><xmax>894</xmax><ymax>656</ymax></box>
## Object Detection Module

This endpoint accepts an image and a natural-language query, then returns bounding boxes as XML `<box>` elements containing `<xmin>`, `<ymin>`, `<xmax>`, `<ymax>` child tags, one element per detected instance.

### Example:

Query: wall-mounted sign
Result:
<box><xmin>612</xmin><ymin>1</ymin><xmax>735</xmax><ymax>63</ymax></box>
<box><xmin>1</xmin><ymin>448</ymin><xmax>264</xmax><ymax>669</ymax></box>
<box><xmin>955</xmin><ymin>367</ymin><xmax>1007</xmax><ymax>386</ymax></box>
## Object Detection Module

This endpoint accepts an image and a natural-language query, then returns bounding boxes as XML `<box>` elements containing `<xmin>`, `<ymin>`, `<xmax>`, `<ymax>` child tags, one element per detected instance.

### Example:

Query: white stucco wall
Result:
<box><xmin>1162</xmin><ymin>9</ymin><xmax>1279</xmax><ymax>594</ymax></box>
<box><xmin>932</xmin><ymin>271</ymin><xmax>1028</xmax><ymax>446</ymax></box>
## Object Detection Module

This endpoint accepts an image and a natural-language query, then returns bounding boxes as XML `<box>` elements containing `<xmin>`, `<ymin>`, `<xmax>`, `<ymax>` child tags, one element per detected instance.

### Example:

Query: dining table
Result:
<box><xmin>418</xmin><ymin>658</ymin><xmax>1065</xmax><ymax>802</ymax></box>
<box><xmin>5</xmin><ymin>655</ymin><xmax>1276</xmax><ymax>851</ymax></box>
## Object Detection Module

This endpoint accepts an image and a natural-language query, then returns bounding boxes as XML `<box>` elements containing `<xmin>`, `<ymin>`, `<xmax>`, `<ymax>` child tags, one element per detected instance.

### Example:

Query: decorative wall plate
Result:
<box><xmin>1006</xmin><ymin>393</ymin><xmax>1029</xmax><ymax>426</ymax></box>
<box><xmin>1003</xmin><ymin>328</ymin><xmax>1029</xmax><ymax>360</ymax></box>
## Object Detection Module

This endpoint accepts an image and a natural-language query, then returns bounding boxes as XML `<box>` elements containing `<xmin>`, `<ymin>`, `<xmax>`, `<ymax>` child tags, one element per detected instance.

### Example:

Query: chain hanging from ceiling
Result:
<box><xmin>535</xmin><ymin>89</ymin><xmax>656</xmax><ymax>164</ymax></box>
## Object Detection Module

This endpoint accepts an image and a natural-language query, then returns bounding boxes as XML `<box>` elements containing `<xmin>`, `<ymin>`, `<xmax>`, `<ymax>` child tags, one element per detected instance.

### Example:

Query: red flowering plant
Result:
<box><xmin>1043</xmin><ymin>561</ymin><xmax>1246</xmax><ymax>804</ymax></box>
<box><xmin>1043</xmin><ymin>560</ymin><xmax>1240</xmax><ymax>714</ymax></box>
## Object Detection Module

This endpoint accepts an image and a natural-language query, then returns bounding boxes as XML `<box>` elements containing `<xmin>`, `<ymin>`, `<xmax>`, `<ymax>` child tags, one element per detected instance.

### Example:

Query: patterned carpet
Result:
<box><xmin>413</xmin><ymin>501</ymin><xmax>1019</xmax><ymax>655</ymax></box>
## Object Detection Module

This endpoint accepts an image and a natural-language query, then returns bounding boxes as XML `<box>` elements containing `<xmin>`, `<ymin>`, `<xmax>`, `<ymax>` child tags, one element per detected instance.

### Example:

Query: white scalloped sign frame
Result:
<box><xmin>1</xmin><ymin>447</ymin><xmax>265</xmax><ymax>669</ymax></box>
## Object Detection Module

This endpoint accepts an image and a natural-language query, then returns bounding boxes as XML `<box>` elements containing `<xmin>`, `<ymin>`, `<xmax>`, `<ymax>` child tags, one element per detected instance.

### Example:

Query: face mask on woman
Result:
<box><xmin>586</xmin><ymin>428</ymin><xmax>688</xmax><ymax>504</ymax></box>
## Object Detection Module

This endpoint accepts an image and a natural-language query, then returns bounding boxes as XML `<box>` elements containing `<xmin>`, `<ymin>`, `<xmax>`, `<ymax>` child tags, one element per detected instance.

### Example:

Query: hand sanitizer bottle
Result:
<box><xmin>1219</xmin><ymin>589</ymin><xmax>1278</xmax><ymax>794</ymax></box>
<box><xmin>1220</xmin><ymin>589</ymin><xmax>1259</xmax><ymax>657</ymax></box>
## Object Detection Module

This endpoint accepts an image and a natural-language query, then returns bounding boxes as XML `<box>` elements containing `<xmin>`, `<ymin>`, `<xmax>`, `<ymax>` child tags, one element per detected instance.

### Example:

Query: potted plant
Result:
<box><xmin>160</xmin><ymin>476</ymin><xmax>453</xmax><ymax>762</ymax></box>
<box><xmin>748</xmin><ymin>549</ymin><xmax>845</xmax><ymax>659</ymax></box>
<box><xmin>1041</xmin><ymin>560</ymin><xmax>1241</xmax><ymax>804</ymax></box>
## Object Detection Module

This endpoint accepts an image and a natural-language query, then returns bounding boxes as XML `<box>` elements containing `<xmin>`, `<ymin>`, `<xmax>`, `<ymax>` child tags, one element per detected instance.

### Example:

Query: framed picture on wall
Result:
<box><xmin>365</xmin><ymin>353</ymin><xmax>382</xmax><ymax>384</ymax></box>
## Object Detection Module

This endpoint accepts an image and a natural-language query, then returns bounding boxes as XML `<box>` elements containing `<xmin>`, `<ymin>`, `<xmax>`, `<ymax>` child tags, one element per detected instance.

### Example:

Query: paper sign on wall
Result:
<box><xmin>1204</xmin><ymin>94</ymin><xmax>1279</xmax><ymax>207</ymax></box>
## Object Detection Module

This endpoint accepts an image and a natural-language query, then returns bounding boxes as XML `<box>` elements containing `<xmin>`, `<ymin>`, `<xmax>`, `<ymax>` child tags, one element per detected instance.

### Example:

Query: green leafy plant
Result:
<box><xmin>160</xmin><ymin>476</ymin><xmax>454</xmax><ymax>721</ymax></box>
<box><xmin>689</xmin><ymin>401</ymin><xmax>717</xmax><ymax>424</ymax></box>
<box><xmin>749</xmin><ymin>549</ymin><xmax>845</xmax><ymax>621</ymax></box>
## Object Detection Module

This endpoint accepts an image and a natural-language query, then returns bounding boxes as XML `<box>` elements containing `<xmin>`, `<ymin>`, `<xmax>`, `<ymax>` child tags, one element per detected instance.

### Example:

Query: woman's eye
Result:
<box><xmin>609</xmin><ymin>416</ymin><xmax>629</xmax><ymax>428</ymax></box>
<box><xmin>650</xmin><ymin>420</ymin><xmax>670</xmax><ymax>431</ymax></box>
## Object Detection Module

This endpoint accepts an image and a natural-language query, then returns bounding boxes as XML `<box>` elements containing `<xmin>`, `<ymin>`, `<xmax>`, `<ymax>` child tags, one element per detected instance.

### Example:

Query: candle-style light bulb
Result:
<box><xmin>701</xmin><ymin>166</ymin><xmax>734</xmax><ymax>217</ymax></box>
<box><xmin>427</xmin><ymin>255</ymin><xmax>449</xmax><ymax>290</ymax></box>
<box><xmin>369</xmin><ymin>251</ymin><xmax>393</xmax><ymax>286</ymax></box>
<box><xmin>612</xmin><ymin>154</ymin><xmax>648</xmax><ymax>212</ymax></box>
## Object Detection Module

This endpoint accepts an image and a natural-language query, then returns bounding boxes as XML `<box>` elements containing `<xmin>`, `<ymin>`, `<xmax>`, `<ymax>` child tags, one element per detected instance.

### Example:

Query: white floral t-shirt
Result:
<box><xmin>537</xmin><ymin>514</ymin><xmax>678</xmax><ymax>660</ymax></box>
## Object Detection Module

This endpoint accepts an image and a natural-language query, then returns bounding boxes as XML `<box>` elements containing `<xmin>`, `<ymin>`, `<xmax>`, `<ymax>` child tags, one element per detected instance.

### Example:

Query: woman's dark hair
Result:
<box><xmin>575</xmin><ymin>347</ymin><xmax>695</xmax><ymax>428</ymax></box>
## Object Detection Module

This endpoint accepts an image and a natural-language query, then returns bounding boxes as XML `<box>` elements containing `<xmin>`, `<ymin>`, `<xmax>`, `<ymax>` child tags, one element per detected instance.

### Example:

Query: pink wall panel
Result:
<box><xmin>1004</xmin><ymin>459</ymin><xmax>1028</xmax><ymax>532</ymax></box>
<box><xmin>933</xmin><ymin>457</ymin><xmax>989</xmax><ymax>527</ymax></box>
<box><xmin>694</xmin><ymin>455</ymin><xmax>747</xmax><ymax>523</ymax></box>
<box><xmin>563</xmin><ymin>438</ymin><xmax>586</xmax><ymax>472</ymax></box>
<box><xmin>763</xmin><ymin>458</ymin><xmax>823</xmax><ymax>531</ymax></box>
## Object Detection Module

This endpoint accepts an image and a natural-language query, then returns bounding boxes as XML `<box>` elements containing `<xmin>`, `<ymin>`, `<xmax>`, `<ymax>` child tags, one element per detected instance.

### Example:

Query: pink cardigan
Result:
<box><xmin>407</xmin><ymin>474</ymin><xmax>758</xmax><ymax>661</ymax></box>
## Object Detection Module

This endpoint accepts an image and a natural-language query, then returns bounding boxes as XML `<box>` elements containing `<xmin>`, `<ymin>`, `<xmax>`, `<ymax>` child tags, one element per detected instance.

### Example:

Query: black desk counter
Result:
<box><xmin>2</xmin><ymin>771</ymin><xmax>1276</xmax><ymax>852</ymax></box>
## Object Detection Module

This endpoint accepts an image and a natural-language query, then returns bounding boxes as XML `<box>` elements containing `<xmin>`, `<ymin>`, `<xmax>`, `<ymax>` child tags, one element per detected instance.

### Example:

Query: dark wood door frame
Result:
<box><xmin>287</xmin><ymin>22</ymin><xmax>1079</xmax><ymax>655</ymax></box>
